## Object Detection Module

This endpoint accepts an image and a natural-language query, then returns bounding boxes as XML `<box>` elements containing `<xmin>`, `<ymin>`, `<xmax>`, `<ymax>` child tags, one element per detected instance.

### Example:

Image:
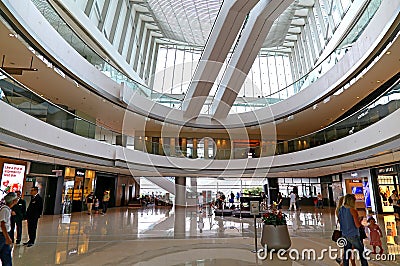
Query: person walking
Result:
<box><xmin>86</xmin><ymin>192</ymin><xmax>95</xmax><ymax>215</ymax></box>
<box><xmin>101</xmin><ymin>191</ymin><xmax>110</xmax><ymax>215</ymax></box>
<box><xmin>367</xmin><ymin>217</ymin><xmax>384</xmax><ymax>255</ymax></box>
<box><xmin>23</xmin><ymin>187</ymin><xmax>43</xmax><ymax>247</ymax></box>
<box><xmin>338</xmin><ymin>194</ymin><xmax>368</xmax><ymax>266</ymax></box>
<box><xmin>289</xmin><ymin>191</ymin><xmax>296</xmax><ymax>211</ymax></box>
<box><xmin>198</xmin><ymin>193</ymin><xmax>204</xmax><ymax>212</ymax></box>
<box><xmin>0</xmin><ymin>192</ymin><xmax>19</xmax><ymax>266</ymax></box>
<box><xmin>317</xmin><ymin>193</ymin><xmax>324</xmax><ymax>209</ymax></box>
<box><xmin>390</xmin><ymin>190</ymin><xmax>400</xmax><ymax>221</ymax></box>
<box><xmin>276</xmin><ymin>192</ymin><xmax>283</xmax><ymax>210</ymax></box>
<box><xmin>10</xmin><ymin>191</ymin><xmax>26</xmax><ymax>244</ymax></box>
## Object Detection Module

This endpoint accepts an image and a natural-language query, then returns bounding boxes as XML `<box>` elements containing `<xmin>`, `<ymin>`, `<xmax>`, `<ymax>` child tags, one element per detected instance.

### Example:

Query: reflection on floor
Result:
<box><xmin>10</xmin><ymin>207</ymin><xmax>400</xmax><ymax>265</ymax></box>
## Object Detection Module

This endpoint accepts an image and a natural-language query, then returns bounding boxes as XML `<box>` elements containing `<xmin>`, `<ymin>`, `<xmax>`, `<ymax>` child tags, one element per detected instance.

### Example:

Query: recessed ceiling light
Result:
<box><xmin>341</xmin><ymin>108</ymin><xmax>345</xmax><ymax>111</ymax></box>
<box><xmin>356</xmin><ymin>96</ymin><xmax>360</xmax><ymax>99</ymax></box>
<box><xmin>376</xmin><ymin>80</ymin><xmax>381</xmax><ymax>83</ymax></box>
<box><xmin>386</xmin><ymin>51</ymin><xmax>391</xmax><ymax>55</ymax></box>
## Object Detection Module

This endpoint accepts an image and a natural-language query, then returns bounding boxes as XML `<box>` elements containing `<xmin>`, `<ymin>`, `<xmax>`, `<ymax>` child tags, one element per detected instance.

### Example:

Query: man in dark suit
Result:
<box><xmin>10</xmin><ymin>190</ymin><xmax>26</xmax><ymax>244</ymax></box>
<box><xmin>23</xmin><ymin>187</ymin><xmax>43</xmax><ymax>247</ymax></box>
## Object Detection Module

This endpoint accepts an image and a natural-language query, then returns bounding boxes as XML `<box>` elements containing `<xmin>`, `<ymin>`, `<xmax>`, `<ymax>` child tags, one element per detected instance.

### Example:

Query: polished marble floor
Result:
<box><xmin>9</xmin><ymin>206</ymin><xmax>400</xmax><ymax>265</ymax></box>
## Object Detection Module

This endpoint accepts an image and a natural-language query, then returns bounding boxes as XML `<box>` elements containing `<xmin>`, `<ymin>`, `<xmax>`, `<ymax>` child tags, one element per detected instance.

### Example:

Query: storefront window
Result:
<box><xmin>62</xmin><ymin>167</ymin><xmax>95</xmax><ymax>213</ymax></box>
<box><xmin>278</xmin><ymin>178</ymin><xmax>321</xmax><ymax>198</ymax></box>
<box><xmin>377</xmin><ymin>174</ymin><xmax>397</xmax><ymax>213</ymax></box>
<box><xmin>344</xmin><ymin>178</ymin><xmax>365</xmax><ymax>209</ymax></box>
<box><xmin>62</xmin><ymin>178</ymin><xmax>74</xmax><ymax>214</ymax></box>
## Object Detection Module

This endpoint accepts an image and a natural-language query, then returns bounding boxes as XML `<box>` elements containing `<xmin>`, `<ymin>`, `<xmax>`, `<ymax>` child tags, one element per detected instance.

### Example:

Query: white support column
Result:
<box><xmin>175</xmin><ymin>176</ymin><xmax>186</xmax><ymax>207</ymax></box>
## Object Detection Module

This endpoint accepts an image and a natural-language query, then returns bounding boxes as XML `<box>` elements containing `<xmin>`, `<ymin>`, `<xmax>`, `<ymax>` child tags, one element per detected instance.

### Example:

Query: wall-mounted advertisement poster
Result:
<box><xmin>1</xmin><ymin>163</ymin><xmax>25</xmax><ymax>198</ymax></box>
<box><xmin>363</xmin><ymin>181</ymin><xmax>371</xmax><ymax>208</ymax></box>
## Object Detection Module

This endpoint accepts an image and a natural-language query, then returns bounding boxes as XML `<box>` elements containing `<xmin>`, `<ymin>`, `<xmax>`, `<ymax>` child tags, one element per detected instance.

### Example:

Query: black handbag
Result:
<box><xmin>331</xmin><ymin>229</ymin><xmax>342</xmax><ymax>242</ymax></box>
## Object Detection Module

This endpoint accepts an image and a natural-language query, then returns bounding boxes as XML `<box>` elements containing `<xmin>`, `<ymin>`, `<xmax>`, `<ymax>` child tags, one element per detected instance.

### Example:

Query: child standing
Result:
<box><xmin>367</xmin><ymin>217</ymin><xmax>384</xmax><ymax>254</ymax></box>
<box><xmin>93</xmin><ymin>197</ymin><xmax>100</xmax><ymax>214</ymax></box>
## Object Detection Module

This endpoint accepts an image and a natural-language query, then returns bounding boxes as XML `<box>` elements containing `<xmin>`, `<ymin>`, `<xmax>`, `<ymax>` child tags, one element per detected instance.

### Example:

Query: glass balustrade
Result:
<box><xmin>242</xmin><ymin>0</ymin><xmax>382</xmax><ymax>110</ymax></box>
<box><xmin>0</xmin><ymin>67</ymin><xmax>399</xmax><ymax>161</ymax></box>
<box><xmin>0</xmin><ymin>0</ymin><xmax>397</xmax><ymax>162</ymax></box>
<box><xmin>30</xmin><ymin>0</ymin><xmax>182</xmax><ymax>106</ymax></box>
<box><xmin>30</xmin><ymin>0</ymin><xmax>381</xmax><ymax>112</ymax></box>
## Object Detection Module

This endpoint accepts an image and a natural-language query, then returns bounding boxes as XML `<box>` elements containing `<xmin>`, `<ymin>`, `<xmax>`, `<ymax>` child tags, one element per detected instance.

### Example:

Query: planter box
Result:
<box><xmin>260</xmin><ymin>224</ymin><xmax>291</xmax><ymax>250</ymax></box>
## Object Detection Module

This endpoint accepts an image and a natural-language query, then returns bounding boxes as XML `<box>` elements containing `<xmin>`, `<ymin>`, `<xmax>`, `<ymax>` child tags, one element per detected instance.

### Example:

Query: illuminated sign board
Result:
<box><xmin>1</xmin><ymin>163</ymin><xmax>25</xmax><ymax>198</ymax></box>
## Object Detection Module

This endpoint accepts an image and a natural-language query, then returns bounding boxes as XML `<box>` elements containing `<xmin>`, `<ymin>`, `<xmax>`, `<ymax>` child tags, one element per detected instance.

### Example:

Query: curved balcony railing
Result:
<box><xmin>241</xmin><ymin>0</ymin><xmax>383</xmax><ymax>109</ymax></box>
<box><xmin>30</xmin><ymin>0</ymin><xmax>382</xmax><ymax>113</ymax></box>
<box><xmin>30</xmin><ymin>0</ymin><xmax>183</xmax><ymax>107</ymax></box>
<box><xmin>1</xmin><ymin>51</ymin><xmax>399</xmax><ymax>162</ymax></box>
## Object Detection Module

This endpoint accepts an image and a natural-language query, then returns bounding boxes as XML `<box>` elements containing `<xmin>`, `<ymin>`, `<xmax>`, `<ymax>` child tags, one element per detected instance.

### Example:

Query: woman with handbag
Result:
<box><xmin>334</xmin><ymin>196</ymin><xmax>356</xmax><ymax>266</ymax></box>
<box><xmin>338</xmin><ymin>194</ymin><xmax>368</xmax><ymax>266</ymax></box>
<box><xmin>333</xmin><ymin>196</ymin><xmax>344</xmax><ymax>241</ymax></box>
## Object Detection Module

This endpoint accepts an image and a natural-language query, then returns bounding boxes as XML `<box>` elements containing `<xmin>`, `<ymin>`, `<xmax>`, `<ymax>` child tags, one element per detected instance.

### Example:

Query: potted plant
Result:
<box><xmin>260</xmin><ymin>209</ymin><xmax>291</xmax><ymax>250</ymax></box>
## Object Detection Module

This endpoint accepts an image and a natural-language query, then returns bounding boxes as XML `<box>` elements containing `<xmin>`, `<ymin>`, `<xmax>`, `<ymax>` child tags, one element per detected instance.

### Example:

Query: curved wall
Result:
<box><xmin>0</xmin><ymin>0</ymin><xmax>399</xmax><ymax>128</ymax></box>
<box><xmin>1</xmin><ymin>100</ymin><xmax>399</xmax><ymax>177</ymax></box>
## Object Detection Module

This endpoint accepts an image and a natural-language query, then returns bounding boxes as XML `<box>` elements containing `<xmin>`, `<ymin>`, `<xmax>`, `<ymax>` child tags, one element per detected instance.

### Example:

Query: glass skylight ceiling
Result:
<box><xmin>146</xmin><ymin>0</ymin><xmax>223</xmax><ymax>46</ymax></box>
<box><xmin>143</xmin><ymin>0</ymin><xmax>359</xmax><ymax>114</ymax></box>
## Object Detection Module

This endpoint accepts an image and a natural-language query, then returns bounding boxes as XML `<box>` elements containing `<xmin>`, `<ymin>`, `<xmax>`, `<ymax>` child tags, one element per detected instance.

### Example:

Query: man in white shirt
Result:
<box><xmin>0</xmin><ymin>192</ymin><xmax>19</xmax><ymax>266</ymax></box>
<box><xmin>289</xmin><ymin>191</ymin><xmax>297</xmax><ymax>211</ymax></box>
<box><xmin>198</xmin><ymin>193</ymin><xmax>204</xmax><ymax>212</ymax></box>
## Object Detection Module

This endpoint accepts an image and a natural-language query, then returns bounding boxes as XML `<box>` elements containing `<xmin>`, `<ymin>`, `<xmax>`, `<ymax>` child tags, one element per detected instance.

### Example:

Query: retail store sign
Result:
<box><xmin>378</xmin><ymin>167</ymin><xmax>394</xmax><ymax>174</ymax></box>
<box><xmin>76</xmin><ymin>169</ymin><xmax>85</xmax><ymax>177</ymax></box>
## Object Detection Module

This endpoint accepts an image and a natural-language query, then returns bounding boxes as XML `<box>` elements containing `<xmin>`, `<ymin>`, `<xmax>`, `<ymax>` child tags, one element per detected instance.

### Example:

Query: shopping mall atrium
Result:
<box><xmin>0</xmin><ymin>0</ymin><xmax>399</xmax><ymax>265</ymax></box>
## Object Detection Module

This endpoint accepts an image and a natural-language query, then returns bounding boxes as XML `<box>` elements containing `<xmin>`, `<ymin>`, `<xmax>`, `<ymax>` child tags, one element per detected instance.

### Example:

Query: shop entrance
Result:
<box><xmin>95</xmin><ymin>174</ymin><xmax>116</xmax><ymax>208</ymax></box>
<box><xmin>128</xmin><ymin>185</ymin><xmax>133</xmax><ymax>202</ymax></box>
<box><xmin>25</xmin><ymin>175</ymin><xmax>58</xmax><ymax>215</ymax></box>
<box><xmin>43</xmin><ymin>177</ymin><xmax>58</xmax><ymax>215</ymax></box>
<box><xmin>63</xmin><ymin>168</ymin><xmax>96</xmax><ymax>213</ymax></box>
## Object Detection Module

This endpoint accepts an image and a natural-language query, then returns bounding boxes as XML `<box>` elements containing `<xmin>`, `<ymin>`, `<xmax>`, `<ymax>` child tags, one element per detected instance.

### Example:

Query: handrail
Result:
<box><xmin>238</xmin><ymin>0</ymin><xmax>382</xmax><ymax>110</ymax></box>
<box><xmin>1</xmin><ymin>55</ymin><xmax>399</xmax><ymax>160</ymax></box>
<box><xmin>30</xmin><ymin>0</ymin><xmax>183</xmax><ymax>105</ymax></box>
<box><xmin>31</xmin><ymin>0</ymin><xmax>382</xmax><ymax>114</ymax></box>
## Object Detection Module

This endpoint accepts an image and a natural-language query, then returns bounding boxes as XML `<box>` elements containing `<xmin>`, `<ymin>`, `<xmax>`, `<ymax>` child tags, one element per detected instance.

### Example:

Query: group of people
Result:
<box><xmin>0</xmin><ymin>187</ymin><xmax>43</xmax><ymax>265</ymax></box>
<box><xmin>275</xmin><ymin>191</ymin><xmax>326</xmax><ymax>211</ymax></box>
<box><xmin>336</xmin><ymin>193</ymin><xmax>385</xmax><ymax>266</ymax></box>
<box><xmin>0</xmin><ymin>189</ymin><xmax>111</xmax><ymax>265</ymax></box>
<box><xmin>85</xmin><ymin>191</ymin><xmax>109</xmax><ymax>215</ymax></box>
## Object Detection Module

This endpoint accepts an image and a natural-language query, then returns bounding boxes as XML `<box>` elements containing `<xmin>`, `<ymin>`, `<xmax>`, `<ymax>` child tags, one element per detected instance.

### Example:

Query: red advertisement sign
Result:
<box><xmin>1</xmin><ymin>163</ymin><xmax>25</xmax><ymax>198</ymax></box>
